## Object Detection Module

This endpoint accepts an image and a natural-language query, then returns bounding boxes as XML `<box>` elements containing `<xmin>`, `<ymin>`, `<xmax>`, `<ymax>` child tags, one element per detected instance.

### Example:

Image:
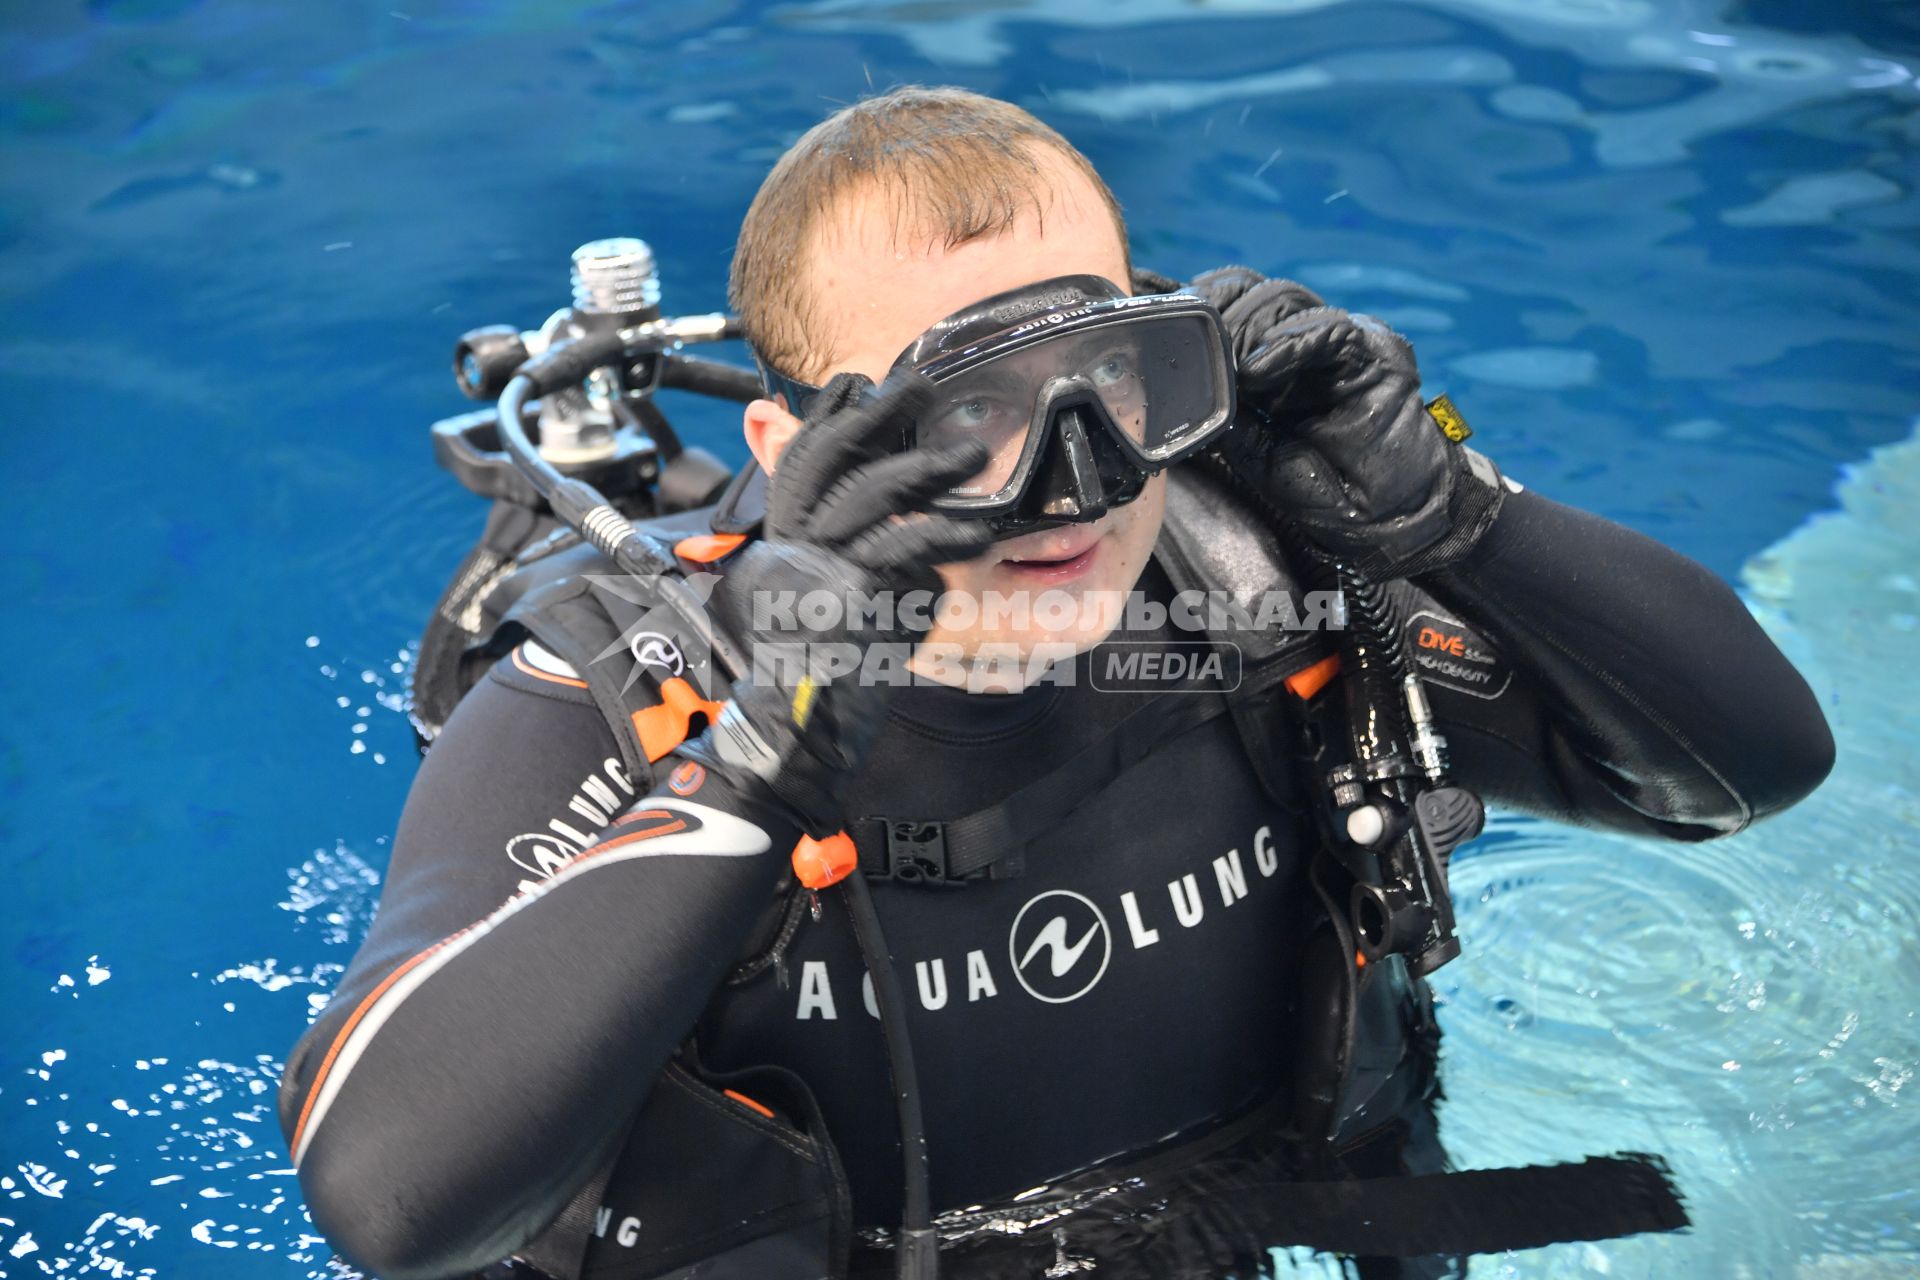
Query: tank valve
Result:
<box><xmin>571</xmin><ymin>237</ymin><xmax>663</xmax><ymax>322</ymax></box>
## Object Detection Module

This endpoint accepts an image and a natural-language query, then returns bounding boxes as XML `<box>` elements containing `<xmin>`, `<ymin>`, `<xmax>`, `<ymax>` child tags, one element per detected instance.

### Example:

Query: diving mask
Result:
<box><xmin>757</xmin><ymin>275</ymin><xmax>1237</xmax><ymax>534</ymax></box>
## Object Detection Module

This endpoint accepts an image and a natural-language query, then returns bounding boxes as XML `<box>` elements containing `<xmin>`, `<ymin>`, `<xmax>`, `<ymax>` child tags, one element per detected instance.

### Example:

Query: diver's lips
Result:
<box><xmin>1000</xmin><ymin>541</ymin><xmax>1102</xmax><ymax>584</ymax></box>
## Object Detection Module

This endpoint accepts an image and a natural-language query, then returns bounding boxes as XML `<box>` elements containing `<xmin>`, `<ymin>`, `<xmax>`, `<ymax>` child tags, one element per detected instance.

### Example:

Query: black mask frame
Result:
<box><xmin>755</xmin><ymin>276</ymin><xmax>1235</xmax><ymax>537</ymax></box>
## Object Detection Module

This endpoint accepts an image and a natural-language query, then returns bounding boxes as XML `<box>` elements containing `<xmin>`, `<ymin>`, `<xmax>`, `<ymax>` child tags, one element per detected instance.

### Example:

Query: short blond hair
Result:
<box><xmin>729</xmin><ymin>85</ymin><xmax>1131</xmax><ymax>383</ymax></box>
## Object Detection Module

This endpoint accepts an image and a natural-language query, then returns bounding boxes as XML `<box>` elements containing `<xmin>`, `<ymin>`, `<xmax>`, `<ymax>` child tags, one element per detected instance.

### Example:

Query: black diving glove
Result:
<box><xmin>1190</xmin><ymin>266</ymin><xmax>1507</xmax><ymax>580</ymax></box>
<box><xmin>705</xmin><ymin>372</ymin><xmax>993</xmax><ymax>836</ymax></box>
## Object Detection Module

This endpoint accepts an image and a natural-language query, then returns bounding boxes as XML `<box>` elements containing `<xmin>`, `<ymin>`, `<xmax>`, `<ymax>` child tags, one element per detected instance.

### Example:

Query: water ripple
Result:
<box><xmin>1437</xmin><ymin>427</ymin><xmax>1920</xmax><ymax>1276</ymax></box>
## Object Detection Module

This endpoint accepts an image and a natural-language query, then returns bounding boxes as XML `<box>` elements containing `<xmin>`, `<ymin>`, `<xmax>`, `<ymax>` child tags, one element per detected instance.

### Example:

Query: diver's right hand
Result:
<box><xmin>706</xmin><ymin>372</ymin><xmax>992</xmax><ymax>835</ymax></box>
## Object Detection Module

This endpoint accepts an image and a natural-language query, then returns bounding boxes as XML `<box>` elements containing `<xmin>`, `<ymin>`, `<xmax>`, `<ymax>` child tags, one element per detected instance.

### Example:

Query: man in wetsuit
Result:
<box><xmin>278</xmin><ymin>87</ymin><xmax>1835</xmax><ymax>1280</ymax></box>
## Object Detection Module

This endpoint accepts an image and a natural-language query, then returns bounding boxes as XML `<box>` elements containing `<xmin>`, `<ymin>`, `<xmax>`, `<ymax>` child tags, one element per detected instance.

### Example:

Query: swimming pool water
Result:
<box><xmin>2</xmin><ymin>2</ymin><xmax>1916</xmax><ymax>1276</ymax></box>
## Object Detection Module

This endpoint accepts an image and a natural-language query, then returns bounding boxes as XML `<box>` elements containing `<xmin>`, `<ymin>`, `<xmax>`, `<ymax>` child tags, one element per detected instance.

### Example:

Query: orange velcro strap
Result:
<box><xmin>1284</xmin><ymin>653</ymin><xmax>1342</xmax><ymax>701</ymax></box>
<box><xmin>792</xmin><ymin>832</ymin><xmax>858</xmax><ymax>889</ymax></box>
<box><xmin>674</xmin><ymin>532</ymin><xmax>747</xmax><ymax>564</ymax></box>
<box><xmin>631</xmin><ymin>677</ymin><xmax>727</xmax><ymax>763</ymax></box>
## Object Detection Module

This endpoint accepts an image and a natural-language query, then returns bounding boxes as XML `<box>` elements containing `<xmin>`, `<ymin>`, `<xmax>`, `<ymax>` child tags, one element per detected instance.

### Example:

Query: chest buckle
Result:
<box><xmin>883</xmin><ymin>820</ymin><xmax>965</xmax><ymax>887</ymax></box>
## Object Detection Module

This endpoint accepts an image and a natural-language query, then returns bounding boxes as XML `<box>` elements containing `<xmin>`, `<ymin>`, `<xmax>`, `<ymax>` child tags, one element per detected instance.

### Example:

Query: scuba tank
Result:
<box><xmin>409</xmin><ymin>237</ymin><xmax>756</xmax><ymax>750</ymax></box>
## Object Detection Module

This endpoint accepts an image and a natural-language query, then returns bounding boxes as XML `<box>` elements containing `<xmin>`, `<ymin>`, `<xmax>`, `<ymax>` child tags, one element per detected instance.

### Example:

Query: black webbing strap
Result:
<box><xmin>941</xmin><ymin>1146</ymin><xmax>1689</xmax><ymax>1270</ymax></box>
<box><xmin>1215</xmin><ymin>1151</ymin><xmax>1688</xmax><ymax>1258</ymax></box>
<box><xmin>850</xmin><ymin>687</ymin><xmax>1237</xmax><ymax>885</ymax></box>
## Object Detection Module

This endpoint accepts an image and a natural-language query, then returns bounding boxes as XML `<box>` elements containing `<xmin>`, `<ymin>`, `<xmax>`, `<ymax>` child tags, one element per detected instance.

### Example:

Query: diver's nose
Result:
<box><xmin>1039</xmin><ymin>409</ymin><xmax>1109</xmax><ymax>523</ymax></box>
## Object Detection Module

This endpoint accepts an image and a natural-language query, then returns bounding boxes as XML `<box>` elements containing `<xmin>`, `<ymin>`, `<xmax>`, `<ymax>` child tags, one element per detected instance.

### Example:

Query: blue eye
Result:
<box><xmin>1089</xmin><ymin>353</ymin><xmax>1134</xmax><ymax>387</ymax></box>
<box><xmin>936</xmin><ymin>394</ymin><xmax>1017</xmax><ymax>435</ymax></box>
<box><xmin>953</xmin><ymin>397</ymin><xmax>995</xmax><ymax>426</ymax></box>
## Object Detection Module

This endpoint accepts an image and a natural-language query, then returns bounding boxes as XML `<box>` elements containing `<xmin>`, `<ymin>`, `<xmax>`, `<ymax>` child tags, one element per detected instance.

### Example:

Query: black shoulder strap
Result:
<box><xmin>413</xmin><ymin>483</ymin><xmax>736</xmax><ymax>759</ymax></box>
<box><xmin>1159</xmin><ymin>460</ymin><xmax>1333</xmax><ymax>819</ymax></box>
<box><xmin>1159</xmin><ymin>461</ymin><xmax>1326</xmax><ymax>672</ymax></box>
<box><xmin>502</xmin><ymin>565</ymin><xmax>733</xmax><ymax>787</ymax></box>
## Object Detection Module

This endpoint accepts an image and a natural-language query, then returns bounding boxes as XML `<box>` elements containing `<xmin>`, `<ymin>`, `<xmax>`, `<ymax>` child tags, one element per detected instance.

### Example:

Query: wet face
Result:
<box><xmin>743</xmin><ymin>149</ymin><xmax>1163</xmax><ymax>687</ymax></box>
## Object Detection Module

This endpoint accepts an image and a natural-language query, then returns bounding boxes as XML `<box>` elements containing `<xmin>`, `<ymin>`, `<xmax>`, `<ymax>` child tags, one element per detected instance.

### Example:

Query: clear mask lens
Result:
<box><xmin>920</xmin><ymin>312</ymin><xmax>1229</xmax><ymax>506</ymax></box>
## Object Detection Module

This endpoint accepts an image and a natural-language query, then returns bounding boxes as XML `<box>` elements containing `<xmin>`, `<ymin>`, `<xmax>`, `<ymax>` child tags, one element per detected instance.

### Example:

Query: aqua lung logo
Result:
<box><xmin>502</xmin><ymin>757</ymin><xmax>640</xmax><ymax>888</ymax></box>
<box><xmin>583</xmin><ymin>572</ymin><xmax>722</xmax><ymax>698</ymax></box>
<box><xmin>790</xmin><ymin>822</ymin><xmax>1284</xmax><ymax>1023</ymax></box>
<box><xmin>628</xmin><ymin>630</ymin><xmax>685</xmax><ymax>676</ymax></box>
<box><xmin>506</xmin><ymin>831</ymin><xmax>582</xmax><ymax>880</ymax></box>
<box><xmin>1009</xmin><ymin>890</ymin><xmax>1112</xmax><ymax>1003</ymax></box>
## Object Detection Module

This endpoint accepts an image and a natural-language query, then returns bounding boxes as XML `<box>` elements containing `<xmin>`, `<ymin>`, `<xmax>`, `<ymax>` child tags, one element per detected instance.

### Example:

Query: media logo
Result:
<box><xmin>1090</xmin><ymin>641</ymin><xmax>1242</xmax><ymax>693</ymax></box>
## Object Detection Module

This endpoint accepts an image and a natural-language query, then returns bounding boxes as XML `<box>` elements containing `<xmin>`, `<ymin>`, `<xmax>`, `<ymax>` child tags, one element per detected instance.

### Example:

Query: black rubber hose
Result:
<box><xmin>622</xmin><ymin>396</ymin><xmax>684</xmax><ymax>460</ymax></box>
<box><xmin>661</xmin><ymin>354</ymin><xmax>766</xmax><ymax>404</ymax></box>
<box><xmin>840</xmin><ymin>875</ymin><xmax>940</xmax><ymax>1280</ymax></box>
<box><xmin>498</xmin><ymin>372</ymin><xmax>752</xmax><ymax>684</ymax></box>
<box><xmin>1338</xmin><ymin>566</ymin><xmax>1411</xmax><ymax>765</ymax></box>
<box><xmin>519</xmin><ymin>330</ymin><xmax>627</xmax><ymax>395</ymax></box>
<box><xmin>496</xmin><ymin>375</ymin><xmax>634</xmax><ymax>547</ymax></box>
<box><xmin>1341</xmin><ymin>572</ymin><xmax>1407</xmax><ymax>682</ymax></box>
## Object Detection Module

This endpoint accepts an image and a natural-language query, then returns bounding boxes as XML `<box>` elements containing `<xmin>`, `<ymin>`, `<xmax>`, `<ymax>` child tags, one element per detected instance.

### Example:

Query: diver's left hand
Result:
<box><xmin>1190</xmin><ymin>265</ymin><xmax>1506</xmax><ymax>579</ymax></box>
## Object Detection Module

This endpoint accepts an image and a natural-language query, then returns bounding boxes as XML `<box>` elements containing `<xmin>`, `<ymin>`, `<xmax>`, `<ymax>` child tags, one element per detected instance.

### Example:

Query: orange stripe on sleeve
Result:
<box><xmin>290</xmin><ymin>929</ymin><xmax>467</xmax><ymax>1156</ymax></box>
<box><xmin>575</xmin><ymin>814</ymin><xmax>689</xmax><ymax>861</ymax></box>
<box><xmin>290</xmin><ymin>805</ymin><xmax>705</xmax><ymax>1159</ymax></box>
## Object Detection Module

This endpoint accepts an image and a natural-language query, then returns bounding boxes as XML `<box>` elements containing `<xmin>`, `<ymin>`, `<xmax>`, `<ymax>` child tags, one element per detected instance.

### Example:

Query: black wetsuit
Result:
<box><xmin>278</xmin><ymin>488</ymin><xmax>1834</xmax><ymax>1280</ymax></box>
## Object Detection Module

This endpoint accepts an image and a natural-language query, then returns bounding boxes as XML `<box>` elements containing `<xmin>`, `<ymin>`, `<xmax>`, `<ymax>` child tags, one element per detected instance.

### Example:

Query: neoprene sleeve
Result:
<box><xmin>1409</xmin><ymin>486</ymin><xmax>1835</xmax><ymax>838</ymax></box>
<box><xmin>279</xmin><ymin>755</ymin><xmax>800</xmax><ymax>1280</ymax></box>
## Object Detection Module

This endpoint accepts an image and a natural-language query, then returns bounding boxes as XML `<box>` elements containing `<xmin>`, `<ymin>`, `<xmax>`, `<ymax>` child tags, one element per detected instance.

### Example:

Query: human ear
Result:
<box><xmin>743</xmin><ymin>395</ymin><xmax>802</xmax><ymax>474</ymax></box>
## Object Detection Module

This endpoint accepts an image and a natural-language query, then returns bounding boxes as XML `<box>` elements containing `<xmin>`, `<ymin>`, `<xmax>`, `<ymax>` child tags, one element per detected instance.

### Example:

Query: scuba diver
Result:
<box><xmin>277</xmin><ymin>86</ymin><xmax>1835</xmax><ymax>1280</ymax></box>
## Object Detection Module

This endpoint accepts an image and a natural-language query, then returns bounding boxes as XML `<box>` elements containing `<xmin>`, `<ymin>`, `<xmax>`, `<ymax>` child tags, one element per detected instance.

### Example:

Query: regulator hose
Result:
<box><xmin>661</xmin><ymin>353</ymin><xmax>765</xmax><ymax>403</ymax></box>
<box><xmin>1338</xmin><ymin>568</ymin><xmax>1413</xmax><ymax>765</ymax></box>
<box><xmin>496</xmin><ymin>340</ymin><xmax>748</xmax><ymax>681</ymax></box>
<box><xmin>841</xmin><ymin>873</ymin><xmax>940</xmax><ymax>1280</ymax></box>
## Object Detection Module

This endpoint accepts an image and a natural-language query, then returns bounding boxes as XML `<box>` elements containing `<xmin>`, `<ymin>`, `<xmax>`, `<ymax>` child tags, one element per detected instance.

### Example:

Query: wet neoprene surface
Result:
<box><xmin>276</xmin><ymin>487</ymin><xmax>1834</xmax><ymax>1279</ymax></box>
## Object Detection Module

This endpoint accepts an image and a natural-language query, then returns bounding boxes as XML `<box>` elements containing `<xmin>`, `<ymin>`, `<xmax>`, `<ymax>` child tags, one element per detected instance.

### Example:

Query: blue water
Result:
<box><xmin>2</xmin><ymin>2</ymin><xmax>1916</xmax><ymax>1276</ymax></box>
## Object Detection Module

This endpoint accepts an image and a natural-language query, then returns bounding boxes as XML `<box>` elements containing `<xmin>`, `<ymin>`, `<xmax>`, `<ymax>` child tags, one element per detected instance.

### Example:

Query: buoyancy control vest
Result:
<box><xmin>411</xmin><ymin>460</ymin><xmax>1368</xmax><ymax>1264</ymax></box>
<box><xmin>411</xmin><ymin>459</ymin><xmax>1685</xmax><ymax>1280</ymax></box>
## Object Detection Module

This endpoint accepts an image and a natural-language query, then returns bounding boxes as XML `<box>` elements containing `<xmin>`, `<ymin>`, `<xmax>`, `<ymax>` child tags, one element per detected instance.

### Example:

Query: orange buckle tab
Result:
<box><xmin>632</xmin><ymin>678</ymin><xmax>727</xmax><ymax>763</ymax></box>
<box><xmin>674</xmin><ymin>532</ymin><xmax>747</xmax><ymax>564</ymax></box>
<box><xmin>1284</xmin><ymin>653</ymin><xmax>1342</xmax><ymax>701</ymax></box>
<box><xmin>792</xmin><ymin>831</ymin><xmax>858</xmax><ymax>889</ymax></box>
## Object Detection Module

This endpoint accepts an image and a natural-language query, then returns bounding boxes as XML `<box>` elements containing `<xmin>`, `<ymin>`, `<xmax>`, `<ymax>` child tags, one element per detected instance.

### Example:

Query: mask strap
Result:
<box><xmin>754</xmin><ymin>356</ymin><xmax>824</xmax><ymax>419</ymax></box>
